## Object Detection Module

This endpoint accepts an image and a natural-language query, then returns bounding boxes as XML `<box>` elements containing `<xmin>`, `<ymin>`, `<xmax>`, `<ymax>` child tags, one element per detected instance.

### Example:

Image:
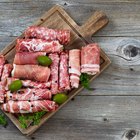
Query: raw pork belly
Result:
<box><xmin>6</xmin><ymin>88</ymin><xmax>52</xmax><ymax>101</ymax></box>
<box><xmin>0</xmin><ymin>82</ymin><xmax>5</xmax><ymax>103</ymax></box>
<box><xmin>24</xmin><ymin>26</ymin><xmax>70</xmax><ymax>45</ymax></box>
<box><xmin>59</xmin><ymin>52</ymin><xmax>70</xmax><ymax>91</ymax></box>
<box><xmin>69</xmin><ymin>49</ymin><xmax>81</xmax><ymax>88</ymax></box>
<box><xmin>16</xmin><ymin>39</ymin><xmax>63</xmax><ymax>53</ymax></box>
<box><xmin>12</xmin><ymin>64</ymin><xmax>50</xmax><ymax>82</ymax></box>
<box><xmin>14</xmin><ymin>52</ymin><xmax>46</xmax><ymax>65</ymax></box>
<box><xmin>49</xmin><ymin>53</ymin><xmax>59</xmax><ymax>94</ymax></box>
<box><xmin>5</xmin><ymin>78</ymin><xmax>51</xmax><ymax>90</ymax></box>
<box><xmin>0</xmin><ymin>55</ymin><xmax>5</xmax><ymax>79</ymax></box>
<box><xmin>1</xmin><ymin>100</ymin><xmax>58</xmax><ymax>113</ymax></box>
<box><xmin>81</xmin><ymin>44</ymin><xmax>100</xmax><ymax>75</ymax></box>
<box><xmin>1</xmin><ymin>64</ymin><xmax>13</xmax><ymax>82</ymax></box>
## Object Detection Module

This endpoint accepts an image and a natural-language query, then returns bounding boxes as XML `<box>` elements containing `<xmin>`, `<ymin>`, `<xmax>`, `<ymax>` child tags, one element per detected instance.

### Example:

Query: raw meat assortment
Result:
<box><xmin>69</xmin><ymin>49</ymin><xmax>81</xmax><ymax>88</ymax></box>
<box><xmin>5</xmin><ymin>78</ymin><xmax>51</xmax><ymax>91</ymax></box>
<box><xmin>14</xmin><ymin>52</ymin><xmax>46</xmax><ymax>65</ymax></box>
<box><xmin>0</xmin><ymin>82</ymin><xmax>5</xmax><ymax>103</ymax></box>
<box><xmin>6</xmin><ymin>88</ymin><xmax>52</xmax><ymax>101</ymax></box>
<box><xmin>59</xmin><ymin>52</ymin><xmax>70</xmax><ymax>91</ymax></box>
<box><xmin>49</xmin><ymin>53</ymin><xmax>59</xmax><ymax>94</ymax></box>
<box><xmin>0</xmin><ymin>55</ymin><xmax>5</xmax><ymax>79</ymax></box>
<box><xmin>16</xmin><ymin>39</ymin><xmax>63</xmax><ymax>53</ymax></box>
<box><xmin>81</xmin><ymin>43</ymin><xmax>100</xmax><ymax>75</ymax></box>
<box><xmin>24</xmin><ymin>26</ymin><xmax>70</xmax><ymax>45</ymax></box>
<box><xmin>1</xmin><ymin>100</ymin><xmax>58</xmax><ymax>113</ymax></box>
<box><xmin>12</xmin><ymin>64</ymin><xmax>50</xmax><ymax>82</ymax></box>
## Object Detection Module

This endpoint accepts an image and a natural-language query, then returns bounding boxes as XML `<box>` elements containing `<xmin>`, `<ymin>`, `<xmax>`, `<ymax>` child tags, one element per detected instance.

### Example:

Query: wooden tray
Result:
<box><xmin>0</xmin><ymin>5</ymin><xmax>111</xmax><ymax>135</ymax></box>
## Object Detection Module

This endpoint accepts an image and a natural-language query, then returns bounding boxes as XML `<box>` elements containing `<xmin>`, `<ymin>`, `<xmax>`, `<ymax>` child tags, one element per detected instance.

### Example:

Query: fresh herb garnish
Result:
<box><xmin>0</xmin><ymin>113</ymin><xmax>8</xmax><ymax>127</ymax></box>
<box><xmin>19</xmin><ymin>111</ymin><xmax>46</xmax><ymax>128</ymax></box>
<box><xmin>80</xmin><ymin>73</ymin><xmax>92</xmax><ymax>90</ymax></box>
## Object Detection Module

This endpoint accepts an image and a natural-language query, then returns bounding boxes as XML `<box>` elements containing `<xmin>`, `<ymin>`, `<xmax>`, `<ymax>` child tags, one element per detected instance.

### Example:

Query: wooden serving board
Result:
<box><xmin>0</xmin><ymin>5</ymin><xmax>111</xmax><ymax>135</ymax></box>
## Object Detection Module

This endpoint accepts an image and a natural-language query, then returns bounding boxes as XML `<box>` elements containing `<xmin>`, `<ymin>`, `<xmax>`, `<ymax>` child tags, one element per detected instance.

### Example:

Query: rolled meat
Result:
<box><xmin>1</xmin><ymin>64</ymin><xmax>13</xmax><ymax>85</ymax></box>
<box><xmin>0</xmin><ymin>55</ymin><xmax>5</xmax><ymax>80</ymax></box>
<box><xmin>49</xmin><ymin>53</ymin><xmax>59</xmax><ymax>94</ymax></box>
<box><xmin>69</xmin><ymin>49</ymin><xmax>81</xmax><ymax>88</ymax></box>
<box><xmin>12</xmin><ymin>64</ymin><xmax>50</xmax><ymax>82</ymax></box>
<box><xmin>81</xmin><ymin>43</ymin><xmax>100</xmax><ymax>75</ymax></box>
<box><xmin>1</xmin><ymin>100</ymin><xmax>58</xmax><ymax>113</ymax></box>
<box><xmin>6</xmin><ymin>88</ymin><xmax>52</xmax><ymax>101</ymax></box>
<box><xmin>16</xmin><ymin>39</ymin><xmax>63</xmax><ymax>53</ymax></box>
<box><xmin>13</xmin><ymin>52</ymin><xmax>46</xmax><ymax>65</ymax></box>
<box><xmin>5</xmin><ymin>78</ymin><xmax>51</xmax><ymax>90</ymax></box>
<box><xmin>24</xmin><ymin>26</ymin><xmax>70</xmax><ymax>45</ymax></box>
<box><xmin>0</xmin><ymin>82</ymin><xmax>5</xmax><ymax>103</ymax></box>
<box><xmin>59</xmin><ymin>52</ymin><xmax>70</xmax><ymax>91</ymax></box>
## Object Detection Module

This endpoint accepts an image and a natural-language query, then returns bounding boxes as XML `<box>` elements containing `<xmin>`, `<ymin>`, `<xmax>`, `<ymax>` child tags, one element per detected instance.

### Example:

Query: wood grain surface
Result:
<box><xmin>0</xmin><ymin>0</ymin><xmax>140</xmax><ymax>140</ymax></box>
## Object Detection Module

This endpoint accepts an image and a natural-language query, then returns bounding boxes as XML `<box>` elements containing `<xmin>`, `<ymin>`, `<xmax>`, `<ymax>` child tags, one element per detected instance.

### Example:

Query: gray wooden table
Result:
<box><xmin>0</xmin><ymin>0</ymin><xmax>140</xmax><ymax>140</ymax></box>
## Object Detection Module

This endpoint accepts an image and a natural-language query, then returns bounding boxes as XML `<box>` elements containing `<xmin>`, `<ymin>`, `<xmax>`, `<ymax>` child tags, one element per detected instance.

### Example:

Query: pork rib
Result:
<box><xmin>69</xmin><ymin>49</ymin><xmax>81</xmax><ymax>88</ymax></box>
<box><xmin>0</xmin><ymin>55</ymin><xmax>5</xmax><ymax>80</ymax></box>
<box><xmin>6</xmin><ymin>88</ymin><xmax>52</xmax><ymax>101</ymax></box>
<box><xmin>1</xmin><ymin>100</ymin><xmax>58</xmax><ymax>113</ymax></box>
<box><xmin>16</xmin><ymin>39</ymin><xmax>63</xmax><ymax>53</ymax></box>
<box><xmin>14</xmin><ymin>52</ymin><xmax>46</xmax><ymax>65</ymax></box>
<box><xmin>12</xmin><ymin>64</ymin><xmax>50</xmax><ymax>82</ymax></box>
<box><xmin>59</xmin><ymin>52</ymin><xmax>70</xmax><ymax>91</ymax></box>
<box><xmin>81</xmin><ymin>44</ymin><xmax>100</xmax><ymax>75</ymax></box>
<box><xmin>0</xmin><ymin>82</ymin><xmax>5</xmax><ymax>103</ymax></box>
<box><xmin>24</xmin><ymin>26</ymin><xmax>70</xmax><ymax>45</ymax></box>
<box><xmin>49</xmin><ymin>53</ymin><xmax>59</xmax><ymax>94</ymax></box>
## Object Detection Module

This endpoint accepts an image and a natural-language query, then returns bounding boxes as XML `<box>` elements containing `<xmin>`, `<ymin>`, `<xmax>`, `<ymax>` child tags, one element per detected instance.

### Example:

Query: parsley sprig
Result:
<box><xmin>19</xmin><ymin>111</ymin><xmax>46</xmax><ymax>128</ymax></box>
<box><xmin>0</xmin><ymin>113</ymin><xmax>8</xmax><ymax>127</ymax></box>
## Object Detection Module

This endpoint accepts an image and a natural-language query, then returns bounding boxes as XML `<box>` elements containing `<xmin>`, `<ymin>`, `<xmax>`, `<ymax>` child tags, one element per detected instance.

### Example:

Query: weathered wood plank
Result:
<box><xmin>1</xmin><ymin>96</ymin><xmax>140</xmax><ymax>140</ymax></box>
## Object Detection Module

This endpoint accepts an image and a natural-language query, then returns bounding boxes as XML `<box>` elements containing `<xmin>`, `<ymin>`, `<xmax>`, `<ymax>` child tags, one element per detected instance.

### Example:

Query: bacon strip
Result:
<box><xmin>14</xmin><ymin>52</ymin><xmax>46</xmax><ymax>65</ymax></box>
<box><xmin>69</xmin><ymin>49</ymin><xmax>81</xmax><ymax>88</ymax></box>
<box><xmin>81</xmin><ymin>44</ymin><xmax>100</xmax><ymax>75</ymax></box>
<box><xmin>24</xmin><ymin>26</ymin><xmax>70</xmax><ymax>45</ymax></box>
<box><xmin>0</xmin><ymin>55</ymin><xmax>5</xmax><ymax>80</ymax></box>
<box><xmin>12</xmin><ymin>64</ymin><xmax>50</xmax><ymax>82</ymax></box>
<box><xmin>1</xmin><ymin>100</ymin><xmax>58</xmax><ymax>113</ymax></box>
<box><xmin>49</xmin><ymin>53</ymin><xmax>59</xmax><ymax>94</ymax></box>
<box><xmin>0</xmin><ymin>82</ymin><xmax>5</xmax><ymax>103</ymax></box>
<box><xmin>16</xmin><ymin>39</ymin><xmax>63</xmax><ymax>53</ymax></box>
<box><xmin>6</xmin><ymin>88</ymin><xmax>52</xmax><ymax>101</ymax></box>
<box><xmin>5</xmin><ymin>78</ymin><xmax>51</xmax><ymax>91</ymax></box>
<box><xmin>59</xmin><ymin>52</ymin><xmax>70</xmax><ymax>91</ymax></box>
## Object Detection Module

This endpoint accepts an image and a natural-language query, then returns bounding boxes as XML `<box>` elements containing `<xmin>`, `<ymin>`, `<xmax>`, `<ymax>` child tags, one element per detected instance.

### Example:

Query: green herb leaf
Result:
<box><xmin>0</xmin><ymin>113</ymin><xmax>8</xmax><ymax>127</ymax></box>
<box><xmin>18</xmin><ymin>111</ymin><xmax>46</xmax><ymax>129</ymax></box>
<box><xmin>80</xmin><ymin>73</ymin><xmax>92</xmax><ymax>90</ymax></box>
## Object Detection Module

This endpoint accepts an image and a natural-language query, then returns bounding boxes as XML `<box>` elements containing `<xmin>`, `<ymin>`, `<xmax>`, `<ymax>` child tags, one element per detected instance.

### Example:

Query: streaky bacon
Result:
<box><xmin>13</xmin><ymin>52</ymin><xmax>46</xmax><ymax>65</ymax></box>
<box><xmin>16</xmin><ymin>39</ymin><xmax>63</xmax><ymax>53</ymax></box>
<box><xmin>6</xmin><ymin>88</ymin><xmax>52</xmax><ymax>101</ymax></box>
<box><xmin>0</xmin><ymin>82</ymin><xmax>5</xmax><ymax>103</ymax></box>
<box><xmin>12</xmin><ymin>64</ymin><xmax>50</xmax><ymax>82</ymax></box>
<box><xmin>24</xmin><ymin>26</ymin><xmax>70</xmax><ymax>45</ymax></box>
<box><xmin>0</xmin><ymin>55</ymin><xmax>5</xmax><ymax>80</ymax></box>
<box><xmin>1</xmin><ymin>100</ymin><xmax>58</xmax><ymax>113</ymax></box>
<box><xmin>81</xmin><ymin>43</ymin><xmax>100</xmax><ymax>75</ymax></box>
<box><xmin>59</xmin><ymin>52</ymin><xmax>70</xmax><ymax>91</ymax></box>
<box><xmin>69</xmin><ymin>49</ymin><xmax>81</xmax><ymax>88</ymax></box>
<box><xmin>49</xmin><ymin>53</ymin><xmax>59</xmax><ymax>94</ymax></box>
<box><xmin>1</xmin><ymin>64</ymin><xmax>13</xmax><ymax>85</ymax></box>
<box><xmin>5</xmin><ymin>78</ymin><xmax>51</xmax><ymax>90</ymax></box>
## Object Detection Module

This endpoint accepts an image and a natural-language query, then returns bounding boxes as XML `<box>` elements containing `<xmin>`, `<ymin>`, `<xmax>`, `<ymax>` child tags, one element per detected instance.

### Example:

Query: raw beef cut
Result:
<box><xmin>6</xmin><ymin>88</ymin><xmax>52</xmax><ymax>101</ymax></box>
<box><xmin>14</xmin><ymin>52</ymin><xmax>46</xmax><ymax>65</ymax></box>
<box><xmin>81</xmin><ymin>44</ymin><xmax>100</xmax><ymax>75</ymax></box>
<box><xmin>59</xmin><ymin>52</ymin><xmax>70</xmax><ymax>91</ymax></box>
<box><xmin>49</xmin><ymin>53</ymin><xmax>59</xmax><ymax>94</ymax></box>
<box><xmin>1</xmin><ymin>100</ymin><xmax>58</xmax><ymax>113</ymax></box>
<box><xmin>69</xmin><ymin>49</ymin><xmax>81</xmax><ymax>88</ymax></box>
<box><xmin>12</xmin><ymin>64</ymin><xmax>50</xmax><ymax>82</ymax></box>
<box><xmin>16</xmin><ymin>39</ymin><xmax>63</xmax><ymax>53</ymax></box>
<box><xmin>24</xmin><ymin>26</ymin><xmax>70</xmax><ymax>45</ymax></box>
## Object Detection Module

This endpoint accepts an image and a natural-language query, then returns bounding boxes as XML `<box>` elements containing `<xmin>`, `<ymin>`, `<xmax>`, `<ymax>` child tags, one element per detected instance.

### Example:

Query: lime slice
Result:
<box><xmin>9</xmin><ymin>80</ymin><xmax>23</xmax><ymax>92</ymax></box>
<box><xmin>37</xmin><ymin>56</ymin><xmax>52</xmax><ymax>66</ymax></box>
<box><xmin>53</xmin><ymin>93</ymin><xmax>68</xmax><ymax>105</ymax></box>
